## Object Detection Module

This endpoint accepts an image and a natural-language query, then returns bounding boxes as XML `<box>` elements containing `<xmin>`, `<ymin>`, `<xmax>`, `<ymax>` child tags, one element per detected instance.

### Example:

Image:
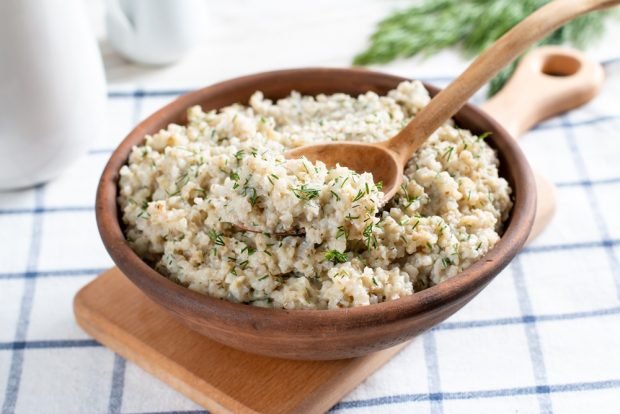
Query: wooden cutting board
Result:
<box><xmin>74</xmin><ymin>268</ymin><xmax>408</xmax><ymax>414</ymax></box>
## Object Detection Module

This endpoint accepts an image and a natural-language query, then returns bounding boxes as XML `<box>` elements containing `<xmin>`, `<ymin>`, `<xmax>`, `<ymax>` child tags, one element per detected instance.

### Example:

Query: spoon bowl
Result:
<box><xmin>285</xmin><ymin>141</ymin><xmax>403</xmax><ymax>202</ymax></box>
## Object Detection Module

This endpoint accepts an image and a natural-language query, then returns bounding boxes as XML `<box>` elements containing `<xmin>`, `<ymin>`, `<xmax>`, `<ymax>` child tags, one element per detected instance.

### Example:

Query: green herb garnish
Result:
<box><xmin>400</xmin><ymin>183</ymin><xmax>419</xmax><ymax>209</ymax></box>
<box><xmin>241</xmin><ymin>245</ymin><xmax>256</xmax><ymax>256</ymax></box>
<box><xmin>363</xmin><ymin>223</ymin><xmax>378</xmax><ymax>249</ymax></box>
<box><xmin>325</xmin><ymin>250</ymin><xmax>349</xmax><ymax>264</ymax></box>
<box><xmin>177</xmin><ymin>171</ymin><xmax>190</xmax><ymax>187</ymax></box>
<box><xmin>477</xmin><ymin>132</ymin><xmax>492</xmax><ymax>142</ymax></box>
<box><xmin>441</xmin><ymin>257</ymin><xmax>454</xmax><ymax>268</ymax></box>
<box><xmin>243</xmin><ymin>186</ymin><xmax>259</xmax><ymax>206</ymax></box>
<box><xmin>336</xmin><ymin>226</ymin><xmax>347</xmax><ymax>239</ymax></box>
<box><xmin>292</xmin><ymin>184</ymin><xmax>320</xmax><ymax>201</ymax></box>
<box><xmin>208</xmin><ymin>229</ymin><xmax>225</xmax><ymax>247</ymax></box>
<box><xmin>353</xmin><ymin>0</ymin><xmax>617</xmax><ymax>96</ymax></box>
<box><xmin>352</xmin><ymin>190</ymin><xmax>365</xmax><ymax>202</ymax></box>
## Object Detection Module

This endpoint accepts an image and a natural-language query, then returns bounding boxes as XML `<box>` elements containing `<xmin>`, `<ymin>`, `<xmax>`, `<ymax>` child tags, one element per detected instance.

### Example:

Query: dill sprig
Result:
<box><xmin>441</xmin><ymin>257</ymin><xmax>454</xmax><ymax>268</ymax></box>
<box><xmin>352</xmin><ymin>190</ymin><xmax>365</xmax><ymax>202</ymax></box>
<box><xmin>234</xmin><ymin>150</ymin><xmax>245</xmax><ymax>161</ymax></box>
<box><xmin>353</xmin><ymin>0</ymin><xmax>617</xmax><ymax>96</ymax></box>
<box><xmin>243</xmin><ymin>186</ymin><xmax>259</xmax><ymax>206</ymax></box>
<box><xmin>363</xmin><ymin>223</ymin><xmax>378</xmax><ymax>250</ymax></box>
<box><xmin>325</xmin><ymin>249</ymin><xmax>349</xmax><ymax>264</ymax></box>
<box><xmin>208</xmin><ymin>229</ymin><xmax>225</xmax><ymax>247</ymax></box>
<box><xmin>292</xmin><ymin>184</ymin><xmax>320</xmax><ymax>201</ymax></box>
<box><xmin>400</xmin><ymin>183</ymin><xmax>419</xmax><ymax>209</ymax></box>
<box><xmin>477</xmin><ymin>131</ymin><xmax>492</xmax><ymax>142</ymax></box>
<box><xmin>336</xmin><ymin>226</ymin><xmax>347</xmax><ymax>239</ymax></box>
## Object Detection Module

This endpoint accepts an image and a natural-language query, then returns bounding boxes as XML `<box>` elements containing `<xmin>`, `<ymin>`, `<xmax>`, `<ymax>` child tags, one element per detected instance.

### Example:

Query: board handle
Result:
<box><xmin>482</xmin><ymin>47</ymin><xmax>603</xmax><ymax>244</ymax></box>
<box><xmin>481</xmin><ymin>46</ymin><xmax>604</xmax><ymax>138</ymax></box>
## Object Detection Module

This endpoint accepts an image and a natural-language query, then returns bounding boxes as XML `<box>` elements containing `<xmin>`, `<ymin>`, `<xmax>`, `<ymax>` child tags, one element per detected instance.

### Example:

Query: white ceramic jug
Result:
<box><xmin>106</xmin><ymin>0</ymin><xmax>205</xmax><ymax>65</ymax></box>
<box><xmin>0</xmin><ymin>0</ymin><xmax>106</xmax><ymax>190</ymax></box>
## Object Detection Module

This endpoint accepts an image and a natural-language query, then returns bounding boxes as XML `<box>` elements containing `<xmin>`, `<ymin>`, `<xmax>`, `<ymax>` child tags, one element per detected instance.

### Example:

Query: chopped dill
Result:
<box><xmin>292</xmin><ymin>184</ymin><xmax>320</xmax><ymax>201</ymax></box>
<box><xmin>208</xmin><ymin>229</ymin><xmax>225</xmax><ymax>247</ymax></box>
<box><xmin>352</xmin><ymin>190</ymin><xmax>365</xmax><ymax>202</ymax></box>
<box><xmin>241</xmin><ymin>245</ymin><xmax>256</xmax><ymax>256</ymax></box>
<box><xmin>412</xmin><ymin>219</ymin><xmax>420</xmax><ymax>231</ymax></box>
<box><xmin>363</xmin><ymin>223</ymin><xmax>378</xmax><ymax>249</ymax></box>
<box><xmin>137</xmin><ymin>209</ymin><xmax>150</xmax><ymax>219</ymax></box>
<box><xmin>325</xmin><ymin>250</ymin><xmax>349</xmax><ymax>264</ymax></box>
<box><xmin>234</xmin><ymin>150</ymin><xmax>245</xmax><ymax>161</ymax></box>
<box><xmin>400</xmin><ymin>183</ymin><xmax>418</xmax><ymax>208</ymax></box>
<box><xmin>336</xmin><ymin>226</ymin><xmax>347</xmax><ymax>239</ymax></box>
<box><xmin>243</xmin><ymin>186</ymin><xmax>259</xmax><ymax>206</ymax></box>
<box><xmin>441</xmin><ymin>257</ymin><xmax>454</xmax><ymax>268</ymax></box>
<box><xmin>177</xmin><ymin>171</ymin><xmax>190</xmax><ymax>187</ymax></box>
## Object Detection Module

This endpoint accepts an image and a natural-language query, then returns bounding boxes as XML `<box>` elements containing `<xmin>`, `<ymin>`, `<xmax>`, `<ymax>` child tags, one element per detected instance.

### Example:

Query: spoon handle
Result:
<box><xmin>383</xmin><ymin>0</ymin><xmax>619</xmax><ymax>165</ymax></box>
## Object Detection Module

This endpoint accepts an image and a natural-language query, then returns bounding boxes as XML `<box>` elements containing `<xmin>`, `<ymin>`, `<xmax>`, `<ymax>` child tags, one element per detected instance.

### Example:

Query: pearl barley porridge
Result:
<box><xmin>118</xmin><ymin>80</ymin><xmax>512</xmax><ymax>310</ymax></box>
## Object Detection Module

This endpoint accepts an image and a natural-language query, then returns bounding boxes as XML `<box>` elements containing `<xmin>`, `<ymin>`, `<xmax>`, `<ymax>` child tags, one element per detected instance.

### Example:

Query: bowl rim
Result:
<box><xmin>96</xmin><ymin>67</ymin><xmax>536</xmax><ymax>331</ymax></box>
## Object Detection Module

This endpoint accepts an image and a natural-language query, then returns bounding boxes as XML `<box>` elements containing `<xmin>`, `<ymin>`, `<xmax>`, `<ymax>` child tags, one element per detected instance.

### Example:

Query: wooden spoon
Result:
<box><xmin>240</xmin><ymin>0</ymin><xmax>616</xmax><ymax>235</ymax></box>
<box><xmin>288</xmin><ymin>0</ymin><xmax>617</xmax><ymax>198</ymax></box>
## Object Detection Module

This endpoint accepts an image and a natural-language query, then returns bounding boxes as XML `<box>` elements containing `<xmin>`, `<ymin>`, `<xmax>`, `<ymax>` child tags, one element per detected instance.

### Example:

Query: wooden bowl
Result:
<box><xmin>96</xmin><ymin>68</ymin><xmax>536</xmax><ymax>360</ymax></box>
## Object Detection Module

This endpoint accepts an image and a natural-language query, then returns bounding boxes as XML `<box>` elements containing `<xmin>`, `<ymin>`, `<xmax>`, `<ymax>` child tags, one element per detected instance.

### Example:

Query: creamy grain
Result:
<box><xmin>118</xmin><ymin>81</ymin><xmax>512</xmax><ymax>309</ymax></box>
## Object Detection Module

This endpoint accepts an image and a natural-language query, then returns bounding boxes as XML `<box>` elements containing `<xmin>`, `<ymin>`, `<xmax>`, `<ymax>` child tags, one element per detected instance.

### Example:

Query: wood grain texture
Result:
<box><xmin>74</xmin><ymin>267</ymin><xmax>408</xmax><ymax>414</ymax></box>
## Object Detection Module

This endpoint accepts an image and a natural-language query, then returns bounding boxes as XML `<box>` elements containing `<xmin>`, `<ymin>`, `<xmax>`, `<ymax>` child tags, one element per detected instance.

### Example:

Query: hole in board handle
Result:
<box><xmin>541</xmin><ymin>54</ymin><xmax>582</xmax><ymax>77</ymax></box>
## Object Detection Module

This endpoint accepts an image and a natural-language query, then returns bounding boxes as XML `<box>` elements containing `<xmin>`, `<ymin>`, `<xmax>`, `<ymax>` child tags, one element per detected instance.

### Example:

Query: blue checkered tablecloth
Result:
<box><xmin>1</xmin><ymin>51</ymin><xmax>620</xmax><ymax>413</ymax></box>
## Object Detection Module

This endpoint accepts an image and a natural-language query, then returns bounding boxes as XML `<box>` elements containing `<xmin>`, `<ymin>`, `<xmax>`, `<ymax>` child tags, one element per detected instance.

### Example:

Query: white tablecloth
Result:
<box><xmin>2</xmin><ymin>1</ymin><xmax>620</xmax><ymax>413</ymax></box>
